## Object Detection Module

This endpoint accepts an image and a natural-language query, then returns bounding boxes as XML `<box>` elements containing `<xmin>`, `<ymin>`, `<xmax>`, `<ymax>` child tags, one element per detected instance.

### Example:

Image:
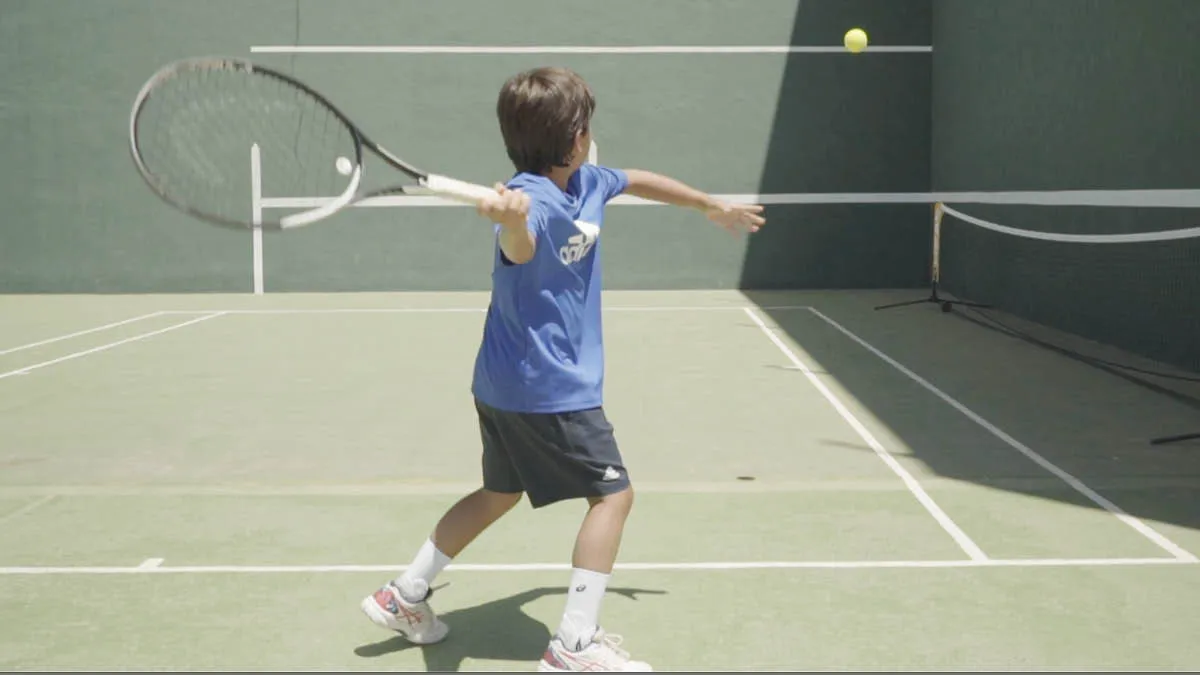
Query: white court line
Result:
<box><xmin>0</xmin><ymin>557</ymin><xmax>1190</xmax><ymax>576</ymax></box>
<box><xmin>742</xmin><ymin>308</ymin><xmax>988</xmax><ymax>562</ymax></box>
<box><xmin>0</xmin><ymin>312</ymin><xmax>164</xmax><ymax>356</ymax></box>
<box><xmin>804</xmin><ymin>307</ymin><xmax>1200</xmax><ymax>563</ymax></box>
<box><xmin>250</xmin><ymin>45</ymin><xmax>934</xmax><ymax>55</ymax></box>
<box><xmin>154</xmin><ymin>306</ymin><xmax>814</xmax><ymax>316</ymax></box>
<box><xmin>0</xmin><ymin>495</ymin><xmax>57</xmax><ymax>526</ymax></box>
<box><xmin>258</xmin><ymin>189</ymin><xmax>1200</xmax><ymax>210</ymax></box>
<box><xmin>162</xmin><ymin>308</ymin><xmax>488</xmax><ymax>315</ymax></box>
<box><xmin>0</xmin><ymin>313</ymin><xmax>226</xmax><ymax>381</ymax></box>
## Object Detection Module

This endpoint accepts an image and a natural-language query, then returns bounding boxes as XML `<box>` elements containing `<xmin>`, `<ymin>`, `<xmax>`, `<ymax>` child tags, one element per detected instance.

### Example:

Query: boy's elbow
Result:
<box><xmin>505</xmin><ymin>248</ymin><xmax>535</xmax><ymax>265</ymax></box>
<box><xmin>499</xmin><ymin>235</ymin><xmax>536</xmax><ymax>265</ymax></box>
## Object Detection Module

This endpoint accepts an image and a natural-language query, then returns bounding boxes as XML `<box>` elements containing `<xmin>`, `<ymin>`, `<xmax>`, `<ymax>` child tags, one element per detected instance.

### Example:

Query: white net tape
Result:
<box><xmin>940</xmin><ymin>204</ymin><xmax>1200</xmax><ymax>244</ymax></box>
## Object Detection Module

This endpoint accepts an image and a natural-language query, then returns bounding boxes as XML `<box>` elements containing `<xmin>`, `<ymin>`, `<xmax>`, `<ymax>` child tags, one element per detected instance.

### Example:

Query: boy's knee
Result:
<box><xmin>589</xmin><ymin>484</ymin><xmax>634</xmax><ymax>511</ymax></box>
<box><xmin>480</xmin><ymin>488</ymin><xmax>523</xmax><ymax>511</ymax></box>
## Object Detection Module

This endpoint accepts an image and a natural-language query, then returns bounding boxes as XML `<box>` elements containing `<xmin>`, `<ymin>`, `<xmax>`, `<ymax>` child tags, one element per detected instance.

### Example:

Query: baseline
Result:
<box><xmin>153</xmin><ymin>305</ymin><xmax>814</xmax><ymax>315</ymax></box>
<box><xmin>0</xmin><ymin>557</ymin><xmax>1191</xmax><ymax>576</ymax></box>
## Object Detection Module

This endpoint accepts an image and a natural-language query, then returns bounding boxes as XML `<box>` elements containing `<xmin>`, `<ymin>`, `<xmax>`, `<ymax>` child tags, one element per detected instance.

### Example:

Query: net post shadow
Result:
<box><xmin>1149</xmin><ymin>431</ymin><xmax>1200</xmax><ymax>446</ymax></box>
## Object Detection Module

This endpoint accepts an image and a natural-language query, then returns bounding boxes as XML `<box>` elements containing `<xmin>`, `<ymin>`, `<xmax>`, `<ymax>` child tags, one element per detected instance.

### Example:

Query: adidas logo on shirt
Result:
<box><xmin>559</xmin><ymin>220</ymin><xmax>599</xmax><ymax>265</ymax></box>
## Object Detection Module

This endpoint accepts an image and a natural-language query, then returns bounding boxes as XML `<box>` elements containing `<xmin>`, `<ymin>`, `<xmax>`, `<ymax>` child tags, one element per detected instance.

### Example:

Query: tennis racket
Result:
<box><xmin>128</xmin><ymin>56</ymin><xmax>498</xmax><ymax>231</ymax></box>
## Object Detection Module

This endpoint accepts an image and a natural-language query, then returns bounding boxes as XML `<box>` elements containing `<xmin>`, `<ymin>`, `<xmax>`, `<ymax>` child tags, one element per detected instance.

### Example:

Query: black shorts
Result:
<box><xmin>474</xmin><ymin>398</ymin><xmax>631</xmax><ymax>509</ymax></box>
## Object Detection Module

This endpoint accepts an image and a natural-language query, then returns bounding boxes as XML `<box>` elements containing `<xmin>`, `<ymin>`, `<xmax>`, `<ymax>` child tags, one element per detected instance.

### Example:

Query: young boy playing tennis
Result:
<box><xmin>361</xmin><ymin>66</ymin><xmax>764</xmax><ymax>672</ymax></box>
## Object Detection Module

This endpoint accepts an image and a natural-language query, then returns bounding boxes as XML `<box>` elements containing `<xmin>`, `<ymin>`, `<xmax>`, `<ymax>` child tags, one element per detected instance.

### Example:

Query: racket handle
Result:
<box><xmin>422</xmin><ymin>174</ymin><xmax>498</xmax><ymax>205</ymax></box>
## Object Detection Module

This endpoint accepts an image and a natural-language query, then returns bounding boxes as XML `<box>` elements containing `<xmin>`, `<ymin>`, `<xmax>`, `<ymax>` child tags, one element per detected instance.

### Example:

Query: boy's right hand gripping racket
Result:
<box><xmin>128</xmin><ymin>56</ymin><xmax>498</xmax><ymax>231</ymax></box>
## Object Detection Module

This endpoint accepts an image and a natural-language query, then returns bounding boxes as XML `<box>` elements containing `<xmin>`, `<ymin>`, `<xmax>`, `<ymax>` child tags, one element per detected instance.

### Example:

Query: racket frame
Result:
<box><xmin>128</xmin><ymin>56</ymin><xmax>495</xmax><ymax>231</ymax></box>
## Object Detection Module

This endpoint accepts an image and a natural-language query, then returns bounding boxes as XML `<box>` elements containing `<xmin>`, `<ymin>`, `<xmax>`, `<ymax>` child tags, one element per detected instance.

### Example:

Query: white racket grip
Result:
<box><xmin>422</xmin><ymin>174</ymin><xmax>497</xmax><ymax>205</ymax></box>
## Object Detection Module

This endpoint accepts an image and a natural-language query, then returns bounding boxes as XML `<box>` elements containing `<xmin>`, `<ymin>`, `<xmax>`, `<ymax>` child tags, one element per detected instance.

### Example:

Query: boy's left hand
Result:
<box><xmin>705</xmin><ymin>201</ymin><xmax>765</xmax><ymax>235</ymax></box>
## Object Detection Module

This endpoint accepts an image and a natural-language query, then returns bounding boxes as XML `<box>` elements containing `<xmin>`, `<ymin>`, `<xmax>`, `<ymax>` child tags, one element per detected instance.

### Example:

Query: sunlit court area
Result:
<box><xmin>2</xmin><ymin>0</ymin><xmax>1199</xmax><ymax>671</ymax></box>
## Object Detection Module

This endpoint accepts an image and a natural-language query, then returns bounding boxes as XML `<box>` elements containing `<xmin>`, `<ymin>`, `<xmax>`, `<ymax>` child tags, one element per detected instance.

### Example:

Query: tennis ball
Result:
<box><xmin>335</xmin><ymin>156</ymin><xmax>353</xmax><ymax>175</ymax></box>
<box><xmin>844</xmin><ymin>28</ymin><xmax>868</xmax><ymax>53</ymax></box>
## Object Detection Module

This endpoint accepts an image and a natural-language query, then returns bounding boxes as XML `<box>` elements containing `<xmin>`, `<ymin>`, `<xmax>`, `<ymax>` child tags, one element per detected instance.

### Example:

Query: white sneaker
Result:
<box><xmin>538</xmin><ymin>628</ymin><xmax>652</xmax><ymax>672</ymax></box>
<box><xmin>360</xmin><ymin>580</ymin><xmax>449</xmax><ymax>645</ymax></box>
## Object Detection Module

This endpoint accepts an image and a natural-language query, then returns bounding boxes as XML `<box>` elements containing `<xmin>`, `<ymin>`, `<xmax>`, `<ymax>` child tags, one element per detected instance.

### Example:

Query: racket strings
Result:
<box><xmin>133</xmin><ymin>63</ymin><xmax>358</xmax><ymax>226</ymax></box>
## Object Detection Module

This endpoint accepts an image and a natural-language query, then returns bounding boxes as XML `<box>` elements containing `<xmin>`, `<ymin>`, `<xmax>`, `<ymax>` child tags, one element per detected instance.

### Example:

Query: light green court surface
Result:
<box><xmin>1</xmin><ymin>290</ymin><xmax>1198</xmax><ymax>670</ymax></box>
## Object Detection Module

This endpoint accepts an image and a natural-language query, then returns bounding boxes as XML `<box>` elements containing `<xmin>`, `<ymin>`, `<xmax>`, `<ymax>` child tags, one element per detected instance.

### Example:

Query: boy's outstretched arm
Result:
<box><xmin>622</xmin><ymin>169</ymin><xmax>765</xmax><ymax>234</ymax></box>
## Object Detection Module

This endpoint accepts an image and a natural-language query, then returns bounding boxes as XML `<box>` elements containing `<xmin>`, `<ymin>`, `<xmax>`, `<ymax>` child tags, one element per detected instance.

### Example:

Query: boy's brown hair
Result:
<box><xmin>496</xmin><ymin>67</ymin><xmax>596</xmax><ymax>175</ymax></box>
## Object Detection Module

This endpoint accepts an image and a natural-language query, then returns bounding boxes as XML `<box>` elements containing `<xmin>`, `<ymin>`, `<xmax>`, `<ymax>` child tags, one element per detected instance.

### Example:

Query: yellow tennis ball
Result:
<box><xmin>844</xmin><ymin>28</ymin><xmax>868</xmax><ymax>53</ymax></box>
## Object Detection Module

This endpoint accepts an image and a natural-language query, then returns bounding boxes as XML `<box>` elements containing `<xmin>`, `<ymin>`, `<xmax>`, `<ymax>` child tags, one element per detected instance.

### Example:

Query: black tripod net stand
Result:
<box><xmin>874</xmin><ymin>202</ymin><xmax>991</xmax><ymax>313</ymax></box>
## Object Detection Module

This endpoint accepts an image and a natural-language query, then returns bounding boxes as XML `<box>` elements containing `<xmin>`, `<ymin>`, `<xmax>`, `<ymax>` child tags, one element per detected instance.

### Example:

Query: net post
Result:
<box><xmin>873</xmin><ymin>200</ymin><xmax>944</xmax><ymax>311</ymax></box>
<box><xmin>874</xmin><ymin>200</ymin><xmax>991</xmax><ymax>313</ymax></box>
<box><xmin>250</xmin><ymin>143</ymin><xmax>264</xmax><ymax>296</ymax></box>
<box><xmin>931</xmin><ymin>201</ymin><xmax>944</xmax><ymax>294</ymax></box>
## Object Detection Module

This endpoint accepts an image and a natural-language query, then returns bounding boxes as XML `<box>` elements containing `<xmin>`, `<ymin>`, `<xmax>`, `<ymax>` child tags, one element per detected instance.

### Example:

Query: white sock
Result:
<box><xmin>558</xmin><ymin>567</ymin><xmax>610</xmax><ymax>650</ymax></box>
<box><xmin>394</xmin><ymin>538</ymin><xmax>451</xmax><ymax>603</ymax></box>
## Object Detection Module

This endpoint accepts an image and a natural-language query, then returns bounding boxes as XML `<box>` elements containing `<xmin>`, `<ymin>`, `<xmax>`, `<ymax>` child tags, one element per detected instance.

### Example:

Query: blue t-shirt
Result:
<box><xmin>471</xmin><ymin>164</ymin><xmax>629</xmax><ymax>413</ymax></box>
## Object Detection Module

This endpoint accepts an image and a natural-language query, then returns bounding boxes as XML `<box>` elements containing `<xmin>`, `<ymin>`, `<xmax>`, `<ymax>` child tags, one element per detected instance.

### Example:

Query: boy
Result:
<box><xmin>361</xmin><ymin>66</ymin><xmax>764</xmax><ymax>672</ymax></box>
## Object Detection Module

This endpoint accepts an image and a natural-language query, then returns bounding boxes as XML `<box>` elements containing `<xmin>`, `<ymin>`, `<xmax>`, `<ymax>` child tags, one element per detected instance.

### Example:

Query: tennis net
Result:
<box><xmin>905</xmin><ymin>197</ymin><xmax>1200</xmax><ymax>377</ymax></box>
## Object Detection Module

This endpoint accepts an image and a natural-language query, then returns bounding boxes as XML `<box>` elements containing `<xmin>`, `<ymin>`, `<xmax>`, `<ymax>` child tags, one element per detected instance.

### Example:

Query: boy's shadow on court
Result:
<box><xmin>353</xmin><ymin>586</ymin><xmax>666</xmax><ymax>672</ymax></box>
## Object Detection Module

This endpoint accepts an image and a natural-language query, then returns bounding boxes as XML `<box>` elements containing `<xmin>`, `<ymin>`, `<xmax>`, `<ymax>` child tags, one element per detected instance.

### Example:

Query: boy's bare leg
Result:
<box><xmin>539</xmin><ymin>486</ymin><xmax>652</xmax><ymax>671</ymax></box>
<box><xmin>558</xmin><ymin>486</ymin><xmax>635</xmax><ymax>648</ymax></box>
<box><xmin>399</xmin><ymin>488</ymin><xmax>522</xmax><ymax>599</ymax></box>
<box><xmin>361</xmin><ymin>488</ymin><xmax>520</xmax><ymax>644</ymax></box>
<box><xmin>434</xmin><ymin>488</ymin><xmax>523</xmax><ymax>557</ymax></box>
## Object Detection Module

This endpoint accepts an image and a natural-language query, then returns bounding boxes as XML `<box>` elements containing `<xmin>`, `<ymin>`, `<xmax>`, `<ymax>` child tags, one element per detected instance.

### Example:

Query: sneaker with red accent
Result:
<box><xmin>537</xmin><ymin>628</ymin><xmax>652</xmax><ymax>672</ymax></box>
<box><xmin>360</xmin><ymin>581</ymin><xmax>449</xmax><ymax>645</ymax></box>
